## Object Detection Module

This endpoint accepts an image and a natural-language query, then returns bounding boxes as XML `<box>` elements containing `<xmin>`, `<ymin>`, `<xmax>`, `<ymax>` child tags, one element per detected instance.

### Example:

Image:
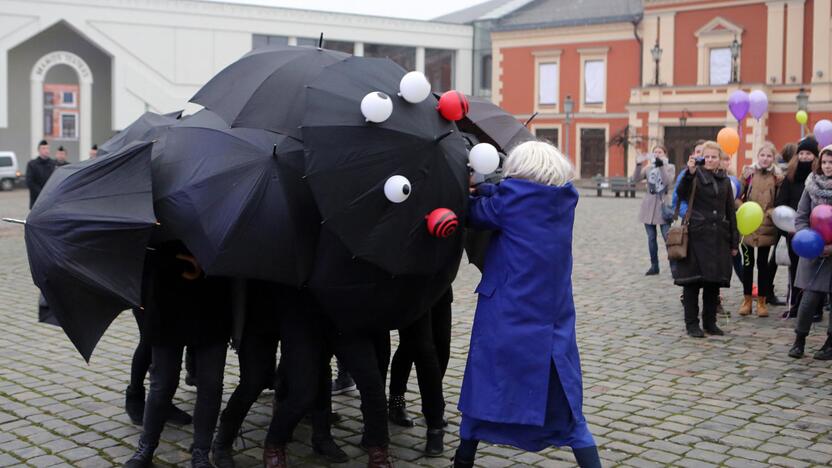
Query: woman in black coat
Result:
<box><xmin>125</xmin><ymin>241</ymin><xmax>232</xmax><ymax>468</ymax></box>
<box><xmin>673</xmin><ymin>141</ymin><xmax>739</xmax><ymax>338</ymax></box>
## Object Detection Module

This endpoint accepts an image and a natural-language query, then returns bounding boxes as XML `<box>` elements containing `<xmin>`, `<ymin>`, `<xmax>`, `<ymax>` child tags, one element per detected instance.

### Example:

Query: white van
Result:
<box><xmin>0</xmin><ymin>151</ymin><xmax>22</xmax><ymax>191</ymax></box>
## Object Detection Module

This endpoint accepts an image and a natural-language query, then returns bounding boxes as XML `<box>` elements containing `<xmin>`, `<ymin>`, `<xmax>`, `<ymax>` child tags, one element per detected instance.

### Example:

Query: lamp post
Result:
<box><xmin>797</xmin><ymin>87</ymin><xmax>809</xmax><ymax>138</ymax></box>
<box><xmin>680</xmin><ymin>109</ymin><xmax>691</xmax><ymax>127</ymax></box>
<box><xmin>730</xmin><ymin>35</ymin><xmax>741</xmax><ymax>83</ymax></box>
<box><xmin>651</xmin><ymin>40</ymin><xmax>663</xmax><ymax>86</ymax></box>
<box><xmin>564</xmin><ymin>95</ymin><xmax>574</xmax><ymax>161</ymax></box>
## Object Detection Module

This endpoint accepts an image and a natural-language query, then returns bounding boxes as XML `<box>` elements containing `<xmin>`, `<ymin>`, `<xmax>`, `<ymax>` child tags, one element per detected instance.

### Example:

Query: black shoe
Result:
<box><xmin>125</xmin><ymin>385</ymin><xmax>145</xmax><ymax>426</ymax></box>
<box><xmin>767</xmin><ymin>294</ymin><xmax>786</xmax><ymax>306</ymax></box>
<box><xmin>211</xmin><ymin>442</ymin><xmax>234</xmax><ymax>468</ymax></box>
<box><xmin>124</xmin><ymin>441</ymin><xmax>155</xmax><ymax>468</ymax></box>
<box><xmin>813</xmin><ymin>335</ymin><xmax>832</xmax><ymax>360</ymax></box>
<box><xmin>387</xmin><ymin>394</ymin><xmax>414</xmax><ymax>427</ymax></box>
<box><xmin>424</xmin><ymin>429</ymin><xmax>445</xmax><ymax>457</ymax></box>
<box><xmin>645</xmin><ymin>266</ymin><xmax>659</xmax><ymax>276</ymax></box>
<box><xmin>312</xmin><ymin>437</ymin><xmax>348</xmax><ymax>464</ymax></box>
<box><xmin>452</xmin><ymin>456</ymin><xmax>474</xmax><ymax>468</ymax></box>
<box><xmin>166</xmin><ymin>404</ymin><xmax>192</xmax><ymax>425</ymax></box>
<box><xmin>704</xmin><ymin>324</ymin><xmax>725</xmax><ymax>336</ymax></box>
<box><xmin>331</xmin><ymin>373</ymin><xmax>356</xmax><ymax>395</ymax></box>
<box><xmin>788</xmin><ymin>334</ymin><xmax>806</xmax><ymax>358</ymax></box>
<box><xmin>191</xmin><ymin>448</ymin><xmax>213</xmax><ymax>468</ymax></box>
<box><xmin>686</xmin><ymin>324</ymin><xmax>704</xmax><ymax>338</ymax></box>
<box><xmin>787</xmin><ymin>306</ymin><xmax>798</xmax><ymax>318</ymax></box>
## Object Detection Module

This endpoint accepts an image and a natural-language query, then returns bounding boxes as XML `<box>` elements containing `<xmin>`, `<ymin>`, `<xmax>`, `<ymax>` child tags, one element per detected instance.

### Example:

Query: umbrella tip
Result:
<box><xmin>434</xmin><ymin>130</ymin><xmax>454</xmax><ymax>143</ymax></box>
<box><xmin>523</xmin><ymin>112</ymin><xmax>539</xmax><ymax>127</ymax></box>
<box><xmin>2</xmin><ymin>218</ymin><xmax>26</xmax><ymax>225</ymax></box>
<box><xmin>272</xmin><ymin>144</ymin><xmax>277</xmax><ymax>157</ymax></box>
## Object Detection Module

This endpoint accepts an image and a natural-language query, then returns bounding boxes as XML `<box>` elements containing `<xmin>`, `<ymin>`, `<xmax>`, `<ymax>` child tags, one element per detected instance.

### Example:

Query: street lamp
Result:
<box><xmin>730</xmin><ymin>35</ymin><xmax>741</xmax><ymax>83</ymax></box>
<box><xmin>651</xmin><ymin>40</ymin><xmax>663</xmax><ymax>86</ymax></box>
<box><xmin>564</xmin><ymin>95</ymin><xmax>574</xmax><ymax>161</ymax></box>
<box><xmin>680</xmin><ymin>109</ymin><xmax>691</xmax><ymax>127</ymax></box>
<box><xmin>797</xmin><ymin>87</ymin><xmax>809</xmax><ymax>138</ymax></box>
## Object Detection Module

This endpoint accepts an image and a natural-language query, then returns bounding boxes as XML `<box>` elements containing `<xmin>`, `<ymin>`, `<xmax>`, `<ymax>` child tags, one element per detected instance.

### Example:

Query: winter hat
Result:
<box><xmin>38</xmin><ymin>139</ymin><xmax>48</xmax><ymax>147</ymax></box>
<box><xmin>797</xmin><ymin>136</ymin><xmax>819</xmax><ymax>158</ymax></box>
<box><xmin>821</xmin><ymin>144</ymin><xmax>832</xmax><ymax>157</ymax></box>
<box><xmin>57</xmin><ymin>146</ymin><xmax>65</xmax><ymax>152</ymax></box>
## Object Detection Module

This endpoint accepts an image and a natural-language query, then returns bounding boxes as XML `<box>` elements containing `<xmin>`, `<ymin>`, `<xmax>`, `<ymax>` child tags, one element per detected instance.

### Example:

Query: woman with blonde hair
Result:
<box><xmin>454</xmin><ymin>141</ymin><xmax>600</xmax><ymax>467</ymax></box>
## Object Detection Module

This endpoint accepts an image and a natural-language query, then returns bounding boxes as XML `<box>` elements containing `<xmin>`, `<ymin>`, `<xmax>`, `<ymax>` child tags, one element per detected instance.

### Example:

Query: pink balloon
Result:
<box><xmin>814</xmin><ymin>120</ymin><xmax>832</xmax><ymax>148</ymax></box>
<box><xmin>728</xmin><ymin>90</ymin><xmax>750</xmax><ymax>122</ymax></box>
<box><xmin>810</xmin><ymin>204</ymin><xmax>832</xmax><ymax>244</ymax></box>
<box><xmin>748</xmin><ymin>90</ymin><xmax>768</xmax><ymax>120</ymax></box>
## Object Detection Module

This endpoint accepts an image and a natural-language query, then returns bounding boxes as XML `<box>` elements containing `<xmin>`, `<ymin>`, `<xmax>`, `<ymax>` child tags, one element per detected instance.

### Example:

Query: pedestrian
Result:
<box><xmin>387</xmin><ymin>287</ymin><xmax>452</xmax><ymax>456</ymax></box>
<box><xmin>454</xmin><ymin>141</ymin><xmax>601</xmax><ymax>468</ymax></box>
<box><xmin>737</xmin><ymin>142</ymin><xmax>783</xmax><ymax>317</ymax></box>
<box><xmin>636</xmin><ymin>144</ymin><xmax>676</xmax><ymax>275</ymax></box>
<box><xmin>717</xmin><ymin>151</ymin><xmax>738</xmax><ymax>317</ymax></box>
<box><xmin>124</xmin><ymin>241</ymin><xmax>232</xmax><ymax>468</ymax></box>
<box><xmin>671</xmin><ymin>141</ymin><xmax>706</xmax><ymax>223</ymax></box>
<box><xmin>787</xmin><ymin>144</ymin><xmax>832</xmax><ymax>360</ymax></box>
<box><xmin>776</xmin><ymin>136</ymin><xmax>820</xmax><ymax>318</ymax></box>
<box><xmin>673</xmin><ymin>141</ymin><xmax>739</xmax><ymax>338</ymax></box>
<box><xmin>25</xmin><ymin>139</ymin><xmax>56</xmax><ymax>208</ymax></box>
<box><xmin>89</xmin><ymin>144</ymin><xmax>98</xmax><ymax>159</ymax></box>
<box><xmin>55</xmin><ymin>146</ymin><xmax>69</xmax><ymax>166</ymax></box>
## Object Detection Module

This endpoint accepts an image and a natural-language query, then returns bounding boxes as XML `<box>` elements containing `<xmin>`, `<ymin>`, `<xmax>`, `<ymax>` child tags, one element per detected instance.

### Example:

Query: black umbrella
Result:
<box><xmin>190</xmin><ymin>45</ymin><xmax>350</xmax><ymax>138</ymax></box>
<box><xmin>302</xmin><ymin>56</ymin><xmax>469</xmax><ymax>276</ymax></box>
<box><xmin>457</xmin><ymin>97</ymin><xmax>535</xmax><ymax>154</ymax></box>
<box><xmin>25</xmin><ymin>141</ymin><xmax>156</xmax><ymax>361</ymax></box>
<box><xmin>97</xmin><ymin>111</ymin><xmax>180</xmax><ymax>158</ymax></box>
<box><xmin>152</xmin><ymin>125</ymin><xmax>319</xmax><ymax>285</ymax></box>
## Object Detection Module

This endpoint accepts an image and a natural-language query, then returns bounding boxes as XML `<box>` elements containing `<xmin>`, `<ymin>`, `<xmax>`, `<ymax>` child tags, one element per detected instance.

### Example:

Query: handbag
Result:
<box><xmin>666</xmin><ymin>175</ymin><xmax>698</xmax><ymax>261</ymax></box>
<box><xmin>775</xmin><ymin>236</ymin><xmax>791</xmax><ymax>267</ymax></box>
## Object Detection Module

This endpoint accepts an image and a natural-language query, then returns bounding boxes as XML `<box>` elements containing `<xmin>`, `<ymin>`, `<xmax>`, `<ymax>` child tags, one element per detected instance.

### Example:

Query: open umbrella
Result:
<box><xmin>25</xmin><ymin>141</ymin><xmax>156</xmax><ymax>361</ymax></box>
<box><xmin>152</xmin><ymin>125</ymin><xmax>319</xmax><ymax>285</ymax></box>
<box><xmin>302</xmin><ymin>56</ymin><xmax>469</xmax><ymax>276</ymax></box>
<box><xmin>457</xmin><ymin>97</ymin><xmax>535</xmax><ymax>154</ymax></box>
<box><xmin>190</xmin><ymin>45</ymin><xmax>350</xmax><ymax>138</ymax></box>
<box><xmin>97</xmin><ymin>112</ymin><xmax>180</xmax><ymax>158</ymax></box>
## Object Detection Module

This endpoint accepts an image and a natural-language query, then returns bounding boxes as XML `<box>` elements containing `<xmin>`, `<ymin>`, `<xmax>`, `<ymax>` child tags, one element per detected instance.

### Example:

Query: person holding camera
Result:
<box><xmin>636</xmin><ymin>144</ymin><xmax>676</xmax><ymax>275</ymax></box>
<box><xmin>673</xmin><ymin>141</ymin><xmax>738</xmax><ymax>338</ymax></box>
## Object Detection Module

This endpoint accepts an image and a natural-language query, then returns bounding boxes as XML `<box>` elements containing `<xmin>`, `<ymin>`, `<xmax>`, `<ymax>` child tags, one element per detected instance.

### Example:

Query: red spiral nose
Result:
<box><xmin>437</xmin><ymin>90</ymin><xmax>469</xmax><ymax>121</ymax></box>
<box><xmin>426</xmin><ymin>208</ymin><xmax>459</xmax><ymax>238</ymax></box>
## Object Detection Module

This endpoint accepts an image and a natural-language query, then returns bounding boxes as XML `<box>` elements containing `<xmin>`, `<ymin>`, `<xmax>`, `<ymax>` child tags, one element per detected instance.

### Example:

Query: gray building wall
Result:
<box><xmin>1</xmin><ymin>21</ymin><xmax>111</xmax><ymax>167</ymax></box>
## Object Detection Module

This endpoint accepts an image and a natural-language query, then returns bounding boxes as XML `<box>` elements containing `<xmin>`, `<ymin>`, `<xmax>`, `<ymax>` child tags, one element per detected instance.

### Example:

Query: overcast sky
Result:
<box><xmin>202</xmin><ymin>0</ymin><xmax>485</xmax><ymax>20</ymax></box>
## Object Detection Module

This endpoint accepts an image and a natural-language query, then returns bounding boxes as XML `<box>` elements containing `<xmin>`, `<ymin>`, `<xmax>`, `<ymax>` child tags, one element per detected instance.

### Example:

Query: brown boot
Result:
<box><xmin>367</xmin><ymin>446</ymin><xmax>393</xmax><ymax>468</ymax></box>
<box><xmin>738</xmin><ymin>295</ymin><xmax>753</xmax><ymax>316</ymax></box>
<box><xmin>756</xmin><ymin>297</ymin><xmax>769</xmax><ymax>317</ymax></box>
<box><xmin>263</xmin><ymin>444</ymin><xmax>287</xmax><ymax>468</ymax></box>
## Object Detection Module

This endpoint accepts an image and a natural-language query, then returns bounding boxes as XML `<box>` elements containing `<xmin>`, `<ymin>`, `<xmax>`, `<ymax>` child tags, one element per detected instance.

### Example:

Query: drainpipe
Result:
<box><xmin>632</xmin><ymin>15</ymin><xmax>643</xmax><ymax>88</ymax></box>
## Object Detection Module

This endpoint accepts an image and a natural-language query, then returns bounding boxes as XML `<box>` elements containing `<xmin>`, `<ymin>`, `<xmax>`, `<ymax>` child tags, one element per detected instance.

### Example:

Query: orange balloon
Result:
<box><xmin>717</xmin><ymin>127</ymin><xmax>740</xmax><ymax>155</ymax></box>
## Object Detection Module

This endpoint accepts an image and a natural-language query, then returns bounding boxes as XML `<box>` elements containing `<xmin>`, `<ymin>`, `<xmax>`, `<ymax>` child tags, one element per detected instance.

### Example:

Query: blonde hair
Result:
<box><xmin>757</xmin><ymin>141</ymin><xmax>777</xmax><ymax>158</ymax></box>
<box><xmin>701</xmin><ymin>141</ymin><xmax>723</xmax><ymax>157</ymax></box>
<box><xmin>504</xmin><ymin>141</ymin><xmax>574</xmax><ymax>187</ymax></box>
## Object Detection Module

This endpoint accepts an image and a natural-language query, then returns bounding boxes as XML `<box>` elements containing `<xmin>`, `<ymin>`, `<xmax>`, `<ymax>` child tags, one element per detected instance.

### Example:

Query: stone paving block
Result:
<box><xmin>787</xmin><ymin>447</ymin><xmax>832</xmax><ymax>465</ymax></box>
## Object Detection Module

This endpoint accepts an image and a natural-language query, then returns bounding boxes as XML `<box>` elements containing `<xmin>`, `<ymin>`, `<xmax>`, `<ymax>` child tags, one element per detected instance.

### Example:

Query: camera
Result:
<box><xmin>695</xmin><ymin>157</ymin><xmax>705</xmax><ymax>166</ymax></box>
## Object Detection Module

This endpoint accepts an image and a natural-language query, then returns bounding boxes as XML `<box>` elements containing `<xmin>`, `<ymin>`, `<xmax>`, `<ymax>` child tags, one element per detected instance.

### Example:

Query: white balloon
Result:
<box><xmin>468</xmin><ymin>143</ymin><xmax>500</xmax><ymax>175</ymax></box>
<box><xmin>772</xmin><ymin>205</ymin><xmax>797</xmax><ymax>233</ymax></box>
<box><xmin>399</xmin><ymin>71</ymin><xmax>431</xmax><ymax>103</ymax></box>
<box><xmin>384</xmin><ymin>175</ymin><xmax>411</xmax><ymax>203</ymax></box>
<box><xmin>361</xmin><ymin>91</ymin><xmax>393</xmax><ymax>123</ymax></box>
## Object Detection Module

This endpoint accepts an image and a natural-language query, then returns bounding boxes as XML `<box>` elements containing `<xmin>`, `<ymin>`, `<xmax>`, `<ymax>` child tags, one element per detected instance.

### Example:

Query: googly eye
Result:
<box><xmin>361</xmin><ymin>91</ymin><xmax>393</xmax><ymax>123</ymax></box>
<box><xmin>384</xmin><ymin>175</ymin><xmax>411</xmax><ymax>203</ymax></box>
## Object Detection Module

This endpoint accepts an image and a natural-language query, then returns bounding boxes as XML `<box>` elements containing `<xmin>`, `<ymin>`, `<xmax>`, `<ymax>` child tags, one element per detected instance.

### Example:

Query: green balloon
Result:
<box><xmin>737</xmin><ymin>201</ymin><xmax>764</xmax><ymax>236</ymax></box>
<box><xmin>796</xmin><ymin>110</ymin><xmax>809</xmax><ymax>125</ymax></box>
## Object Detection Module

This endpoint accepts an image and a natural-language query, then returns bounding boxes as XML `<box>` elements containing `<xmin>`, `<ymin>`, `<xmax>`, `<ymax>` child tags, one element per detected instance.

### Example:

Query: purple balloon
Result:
<box><xmin>728</xmin><ymin>90</ymin><xmax>750</xmax><ymax>122</ymax></box>
<box><xmin>748</xmin><ymin>90</ymin><xmax>768</xmax><ymax>120</ymax></box>
<box><xmin>793</xmin><ymin>229</ymin><xmax>825</xmax><ymax>259</ymax></box>
<box><xmin>814</xmin><ymin>119</ymin><xmax>832</xmax><ymax>148</ymax></box>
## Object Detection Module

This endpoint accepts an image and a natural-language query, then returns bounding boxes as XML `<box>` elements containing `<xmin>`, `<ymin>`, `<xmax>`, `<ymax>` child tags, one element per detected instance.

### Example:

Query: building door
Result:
<box><xmin>580</xmin><ymin>128</ymin><xmax>606</xmax><ymax>178</ymax></box>
<box><xmin>664</xmin><ymin>126</ymin><xmax>723</xmax><ymax>170</ymax></box>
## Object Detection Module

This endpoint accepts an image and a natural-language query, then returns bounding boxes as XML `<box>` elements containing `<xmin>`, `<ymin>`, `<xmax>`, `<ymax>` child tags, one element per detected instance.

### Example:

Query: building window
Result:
<box><xmin>535</xmin><ymin>128</ymin><xmax>559</xmax><ymax>148</ymax></box>
<box><xmin>584</xmin><ymin>60</ymin><xmax>605</xmax><ymax>105</ymax></box>
<box><xmin>252</xmin><ymin>34</ymin><xmax>289</xmax><ymax>49</ymax></box>
<box><xmin>425</xmin><ymin>48</ymin><xmax>454</xmax><ymax>92</ymax></box>
<box><xmin>364</xmin><ymin>44</ymin><xmax>416</xmax><ymax>71</ymax></box>
<box><xmin>538</xmin><ymin>63</ymin><xmax>558</xmax><ymax>105</ymax></box>
<box><xmin>709</xmin><ymin>47</ymin><xmax>732</xmax><ymax>85</ymax></box>
<box><xmin>43</xmin><ymin>110</ymin><xmax>53</xmax><ymax>136</ymax></box>
<box><xmin>481</xmin><ymin>54</ymin><xmax>492</xmax><ymax>90</ymax></box>
<box><xmin>62</xmin><ymin>91</ymin><xmax>75</xmax><ymax>106</ymax></box>
<box><xmin>60</xmin><ymin>114</ymin><xmax>77</xmax><ymax>139</ymax></box>
<box><xmin>296</xmin><ymin>37</ymin><xmax>318</xmax><ymax>47</ymax></box>
<box><xmin>323</xmin><ymin>40</ymin><xmax>354</xmax><ymax>54</ymax></box>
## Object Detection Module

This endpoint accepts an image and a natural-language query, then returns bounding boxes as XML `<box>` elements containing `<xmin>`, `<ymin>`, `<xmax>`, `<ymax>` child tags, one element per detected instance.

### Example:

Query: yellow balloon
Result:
<box><xmin>796</xmin><ymin>110</ymin><xmax>809</xmax><ymax>125</ymax></box>
<box><xmin>737</xmin><ymin>201</ymin><xmax>764</xmax><ymax>236</ymax></box>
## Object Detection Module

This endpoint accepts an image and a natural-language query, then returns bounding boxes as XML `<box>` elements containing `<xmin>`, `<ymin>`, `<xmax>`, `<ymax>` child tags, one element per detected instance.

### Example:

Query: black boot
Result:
<box><xmin>645</xmin><ymin>265</ymin><xmax>659</xmax><ymax>276</ymax></box>
<box><xmin>312</xmin><ymin>437</ymin><xmax>348</xmax><ymax>464</ymax></box>
<box><xmin>211</xmin><ymin>437</ymin><xmax>235</xmax><ymax>468</ymax></box>
<box><xmin>788</xmin><ymin>333</ymin><xmax>807</xmax><ymax>358</ymax></box>
<box><xmin>191</xmin><ymin>447</ymin><xmax>212</xmax><ymax>468</ymax></box>
<box><xmin>702</xmin><ymin>307</ymin><xmax>724</xmax><ymax>336</ymax></box>
<box><xmin>813</xmin><ymin>334</ymin><xmax>832</xmax><ymax>360</ymax></box>
<box><xmin>767</xmin><ymin>292</ymin><xmax>786</xmax><ymax>306</ymax></box>
<box><xmin>387</xmin><ymin>394</ymin><xmax>414</xmax><ymax>427</ymax></box>
<box><xmin>452</xmin><ymin>455</ymin><xmax>474</xmax><ymax>468</ymax></box>
<box><xmin>125</xmin><ymin>385</ymin><xmax>145</xmax><ymax>426</ymax></box>
<box><xmin>124</xmin><ymin>440</ymin><xmax>155</xmax><ymax>468</ymax></box>
<box><xmin>682</xmin><ymin>291</ymin><xmax>704</xmax><ymax>338</ymax></box>
<box><xmin>424</xmin><ymin>428</ymin><xmax>445</xmax><ymax>457</ymax></box>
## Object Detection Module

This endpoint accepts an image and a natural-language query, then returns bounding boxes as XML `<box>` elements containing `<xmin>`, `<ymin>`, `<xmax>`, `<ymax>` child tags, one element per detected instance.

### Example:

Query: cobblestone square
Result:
<box><xmin>1</xmin><ymin>188</ymin><xmax>831</xmax><ymax>467</ymax></box>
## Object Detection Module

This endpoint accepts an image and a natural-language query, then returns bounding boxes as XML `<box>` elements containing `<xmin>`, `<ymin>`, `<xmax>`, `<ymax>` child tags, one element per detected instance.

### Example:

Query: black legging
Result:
<box><xmin>682</xmin><ymin>283</ymin><xmax>720</xmax><ymax>328</ymax></box>
<box><xmin>130</xmin><ymin>309</ymin><xmax>196</xmax><ymax>390</ymax></box>
<box><xmin>742</xmin><ymin>245</ymin><xmax>771</xmax><ymax>297</ymax></box>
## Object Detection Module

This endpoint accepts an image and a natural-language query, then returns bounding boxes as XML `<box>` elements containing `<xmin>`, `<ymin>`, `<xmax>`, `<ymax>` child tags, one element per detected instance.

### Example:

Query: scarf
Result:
<box><xmin>647</xmin><ymin>166</ymin><xmax>666</xmax><ymax>195</ymax></box>
<box><xmin>804</xmin><ymin>173</ymin><xmax>832</xmax><ymax>206</ymax></box>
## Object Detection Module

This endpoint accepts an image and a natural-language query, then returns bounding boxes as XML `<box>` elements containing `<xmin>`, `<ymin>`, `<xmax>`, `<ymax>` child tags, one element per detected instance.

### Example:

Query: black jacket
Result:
<box><xmin>26</xmin><ymin>157</ymin><xmax>56</xmax><ymax>208</ymax></box>
<box><xmin>775</xmin><ymin>162</ymin><xmax>813</xmax><ymax>210</ymax></box>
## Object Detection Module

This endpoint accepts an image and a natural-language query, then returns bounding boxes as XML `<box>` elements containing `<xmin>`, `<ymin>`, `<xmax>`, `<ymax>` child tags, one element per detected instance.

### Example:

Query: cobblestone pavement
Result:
<box><xmin>1</xmin><ymin>187</ymin><xmax>831</xmax><ymax>467</ymax></box>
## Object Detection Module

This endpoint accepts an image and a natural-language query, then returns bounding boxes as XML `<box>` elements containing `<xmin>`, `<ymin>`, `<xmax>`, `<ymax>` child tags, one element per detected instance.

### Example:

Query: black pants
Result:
<box><xmin>682</xmin><ymin>283</ymin><xmax>720</xmax><ymax>328</ymax></box>
<box><xmin>130</xmin><ymin>310</ymin><xmax>196</xmax><ymax>389</ymax></box>
<box><xmin>215</xmin><ymin>333</ymin><xmax>279</xmax><ymax>447</ymax></box>
<box><xmin>742</xmin><ymin>245</ymin><xmax>771</xmax><ymax>297</ymax></box>
<box><xmin>389</xmin><ymin>291</ymin><xmax>452</xmax><ymax>429</ymax></box>
<box><xmin>140</xmin><ymin>342</ymin><xmax>227</xmax><ymax>450</ymax></box>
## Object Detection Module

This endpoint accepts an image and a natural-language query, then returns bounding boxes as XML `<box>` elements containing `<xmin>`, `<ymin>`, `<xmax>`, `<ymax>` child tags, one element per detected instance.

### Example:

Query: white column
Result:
<box><xmin>766</xmin><ymin>2</ymin><xmax>785</xmax><ymax>84</ymax></box>
<box><xmin>30</xmin><ymin>79</ymin><xmax>43</xmax><ymax>156</ymax></box>
<box><xmin>80</xmin><ymin>81</ymin><xmax>92</xmax><ymax>161</ymax></box>
<box><xmin>785</xmin><ymin>0</ymin><xmax>804</xmax><ymax>83</ymax></box>
<box><xmin>658</xmin><ymin>13</ymin><xmax>675</xmax><ymax>86</ymax></box>
<box><xmin>415</xmin><ymin>47</ymin><xmax>425</xmax><ymax>73</ymax></box>
<box><xmin>812</xmin><ymin>0</ymin><xmax>830</xmax><ymax>83</ymax></box>
<box><xmin>287</xmin><ymin>36</ymin><xmax>298</xmax><ymax>46</ymax></box>
<box><xmin>354</xmin><ymin>42</ymin><xmax>364</xmax><ymax>57</ymax></box>
<box><xmin>0</xmin><ymin>52</ymin><xmax>7</xmax><ymax>128</ymax></box>
<box><xmin>454</xmin><ymin>48</ymin><xmax>472</xmax><ymax>94</ymax></box>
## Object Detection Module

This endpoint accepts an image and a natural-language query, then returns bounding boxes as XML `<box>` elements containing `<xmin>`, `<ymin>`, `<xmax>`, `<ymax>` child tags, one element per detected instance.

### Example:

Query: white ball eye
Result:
<box><xmin>384</xmin><ymin>175</ymin><xmax>411</xmax><ymax>203</ymax></box>
<box><xmin>468</xmin><ymin>143</ymin><xmax>500</xmax><ymax>175</ymax></box>
<box><xmin>361</xmin><ymin>91</ymin><xmax>393</xmax><ymax>123</ymax></box>
<box><xmin>399</xmin><ymin>71</ymin><xmax>431</xmax><ymax>103</ymax></box>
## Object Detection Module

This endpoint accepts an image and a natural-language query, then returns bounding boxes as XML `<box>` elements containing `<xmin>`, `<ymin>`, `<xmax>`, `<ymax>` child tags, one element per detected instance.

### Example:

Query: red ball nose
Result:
<box><xmin>436</xmin><ymin>90</ymin><xmax>469</xmax><ymax>121</ymax></box>
<box><xmin>426</xmin><ymin>208</ymin><xmax>459</xmax><ymax>238</ymax></box>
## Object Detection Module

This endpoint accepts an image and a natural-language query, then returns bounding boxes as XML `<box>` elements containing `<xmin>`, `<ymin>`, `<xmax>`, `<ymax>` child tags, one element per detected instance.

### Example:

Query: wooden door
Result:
<box><xmin>580</xmin><ymin>128</ymin><xmax>606</xmax><ymax>179</ymax></box>
<box><xmin>663</xmin><ymin>126</ymin><xmax>723</xmax><ymax>170</ymax></box>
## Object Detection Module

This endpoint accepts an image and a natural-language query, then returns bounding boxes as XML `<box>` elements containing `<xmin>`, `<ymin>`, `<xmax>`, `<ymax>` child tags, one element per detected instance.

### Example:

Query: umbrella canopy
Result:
<box><xmin>190</xmin><ymin>45</ymin><xmax>350</xmax><ymax>139</ymax></box>
<box><xmin>151</xmin><ymin>125</ymin><xmax>319</xmax><ymax>285</ymax></box>
<box><xmin>97</xmin><ymin>112</ymin><xmax>180</xmax><ymax>158</ymax></box>
<box><xmin>25</xmin><ymin>141</ymin><xmax>156</xmax><ymax>361</ymax></box>
<box><xmin>302</xmin><ymin>56</ymin><xmax>469</xmax><ymax>276</ymax></box>
<box><xmin>457</xmin><ymin>97</ymin><xmax>535</xmax><ymax>154</ymax></box>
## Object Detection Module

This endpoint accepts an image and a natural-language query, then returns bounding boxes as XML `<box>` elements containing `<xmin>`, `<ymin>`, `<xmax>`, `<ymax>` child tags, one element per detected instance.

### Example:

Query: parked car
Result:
<box><xmin>0</xmin><ymin>151</ymin><xmax>22</xmax><ymax>191</ymax></box>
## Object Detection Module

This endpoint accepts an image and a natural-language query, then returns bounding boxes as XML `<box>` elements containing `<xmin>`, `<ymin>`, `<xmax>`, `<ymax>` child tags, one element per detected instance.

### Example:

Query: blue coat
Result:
<box><xmin>459</xmin><ymin>179</ymin><xmax>586</xmax><ymax>427</ymax></box>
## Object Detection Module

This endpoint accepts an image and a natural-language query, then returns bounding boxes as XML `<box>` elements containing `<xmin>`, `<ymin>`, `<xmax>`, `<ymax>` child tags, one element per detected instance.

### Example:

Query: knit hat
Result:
<box><xmin>797</xmin><ymin>136</ymin><xmax>819</xmax><ymax>158</ymax></box>
<box><xmin>37</xmin><ymin>139</ymin><xmax>48</xmax><ymax>147</ymax></box>
<box><xmin>821</xmin><ymin>144</ymin><xmax>832</xmax><ymax>157</ymax></box>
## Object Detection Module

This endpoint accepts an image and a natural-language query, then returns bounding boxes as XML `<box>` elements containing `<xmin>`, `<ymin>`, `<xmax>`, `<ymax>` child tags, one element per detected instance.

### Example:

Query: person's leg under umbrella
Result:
<box><xmin>789</xmin><ymin>289</ymin><xmax>826</xmax><ymax>358</ymax></box>
<box><xmin>388</xmin><ymin>341</ymin><xmax>415</xmax><ymax>427</ymax></box>
<box><xmin>432</xmin><ymin>288</ymin><xmax>453</xmax><ymax>377</ymax></box>
<box><xmin>739</xmin><ymin>245</ymin><xmax>755</xmax><ymax>315</ymax></box>
<box><xmin>126</xmin><ymin>309</ymin><xmax>152</xmax><ymax>425</ymax></box>
<box><xmin>185</xmin><ymin>345</ymin><xmax>197</xmax><ymax>387</ymax></box>
<box><xmin>756</xmin><ymin>246</ymin><xmax>772</xmax><ymax>317</ymax></box>
<box><xmin>682</xmin><ymin>284</ymin><xmax>704</xmax><ymax>337</ymax></box>
<box><xmin>701</xmin><ymin>283</ymin><xmax>724</xmax><ymax>336</ymax></box>
<box><xmin>309</xmin><ymin>350</ymin><xmax>348</xmax><ymax>463</ymax></box>
<box><xmin>191</xmin><ymin>342</ymin><xmax>228</xmax><ymax>466</ymax></box>
<box><xmin>644</xmin><ymin>224</ymin><xmax>660</xmax><ymax>275</ymax></box>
